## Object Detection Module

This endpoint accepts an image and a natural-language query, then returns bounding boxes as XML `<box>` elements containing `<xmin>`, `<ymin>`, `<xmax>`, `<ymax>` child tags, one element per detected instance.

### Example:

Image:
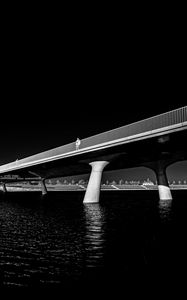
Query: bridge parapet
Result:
<box><xmin>81</xmin><ymin>106</ymin><xmax>187</xmax><ymax>148</ymax></box>
<box><xmin>0</xmin><ymin>106</ymin><xmax>186</xmax><ymax>174</ymax></box>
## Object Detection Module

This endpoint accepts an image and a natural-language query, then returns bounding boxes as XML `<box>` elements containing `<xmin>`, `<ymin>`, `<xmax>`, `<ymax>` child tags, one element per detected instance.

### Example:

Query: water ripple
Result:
<box><xmin>0</xmin><ymin>192</ymin><xmax>187</xmax><ymax>288</ymax></box>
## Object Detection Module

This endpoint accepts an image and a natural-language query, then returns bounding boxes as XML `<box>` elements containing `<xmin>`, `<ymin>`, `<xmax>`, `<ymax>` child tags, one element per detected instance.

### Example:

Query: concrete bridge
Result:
<box><xmin>0</xmin><ymin>106</ymin><xmax>187</xmax><ymax>202</ymax></box>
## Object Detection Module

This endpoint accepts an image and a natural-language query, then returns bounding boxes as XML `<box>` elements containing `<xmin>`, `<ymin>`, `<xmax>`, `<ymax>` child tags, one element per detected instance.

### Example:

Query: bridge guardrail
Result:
<box><xmin>81</xmin><ymin>106</ymin><xmax>187</xmax><ymax>148</ymax></box>
<box><xmin>0</xmin><ymin>106</ymin><xmax>186</xmax><ymax>172</ymax></box>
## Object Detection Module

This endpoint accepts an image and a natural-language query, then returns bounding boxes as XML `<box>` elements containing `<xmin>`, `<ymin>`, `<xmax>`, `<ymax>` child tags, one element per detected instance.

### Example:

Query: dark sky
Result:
<box><xmin>0</xmin><ymin>15</ymin><xmax>186</xmax><ymax>180</ymax></box>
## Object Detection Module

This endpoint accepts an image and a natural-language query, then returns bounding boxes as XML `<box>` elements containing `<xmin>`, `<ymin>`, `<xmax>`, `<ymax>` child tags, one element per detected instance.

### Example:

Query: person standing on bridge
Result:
<box><xmin>75</xmin><ymin>138</ymin><xmax>81</xmax><ymax>150</ymax></box>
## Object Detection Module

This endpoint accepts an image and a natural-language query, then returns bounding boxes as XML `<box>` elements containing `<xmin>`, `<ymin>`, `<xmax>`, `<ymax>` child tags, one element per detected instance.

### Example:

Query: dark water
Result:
<box><xmin>0</xmin><ymin>190</ymin><xmax>187</xmax><ymax>293</ymax></box>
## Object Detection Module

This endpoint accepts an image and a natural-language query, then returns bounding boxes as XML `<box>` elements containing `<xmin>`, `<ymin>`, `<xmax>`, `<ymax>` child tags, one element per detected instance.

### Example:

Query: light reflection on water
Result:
<box><xmin>158</xmin><ymin>199</ymin><xmax>173</xmax><ymax>221</ymax></box>
<box><xmin>84</xmin><ymin>204</ymin><xmax>105</xmax><ymax>267</ymax></box>
<box><xmin>0</xmin><ymin>191</ymin><xmax>187</xmax><ymax>289</ymax></box>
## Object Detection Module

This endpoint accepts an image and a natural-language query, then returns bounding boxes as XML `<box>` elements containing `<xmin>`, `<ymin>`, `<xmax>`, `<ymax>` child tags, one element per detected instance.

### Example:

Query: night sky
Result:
<box><xmin>1</xmin><ymin>16</ymin><xmax>186</xmax><ymax>181</ymax></box>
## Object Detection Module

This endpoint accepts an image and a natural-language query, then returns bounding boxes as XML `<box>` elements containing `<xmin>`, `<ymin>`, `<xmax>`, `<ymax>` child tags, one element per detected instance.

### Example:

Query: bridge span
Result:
<box><xmin>0</xmin><ymin>106</ymin><xmax>187</xmax><ymax>202</ymax></box>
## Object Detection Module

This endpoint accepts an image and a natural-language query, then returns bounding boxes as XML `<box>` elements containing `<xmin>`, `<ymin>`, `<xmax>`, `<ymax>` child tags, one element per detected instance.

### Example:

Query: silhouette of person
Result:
<box><xmin>76</xmin><ymin>138</ymin><xmax>81</xmax><ymax>150</ymax></box>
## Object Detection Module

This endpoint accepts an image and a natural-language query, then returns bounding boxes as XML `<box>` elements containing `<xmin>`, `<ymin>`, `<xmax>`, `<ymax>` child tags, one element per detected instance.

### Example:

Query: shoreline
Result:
<box><xmin>1</xmin><ymin>185</ymin><xmax>187</xmax><ymax>192</ymax></box>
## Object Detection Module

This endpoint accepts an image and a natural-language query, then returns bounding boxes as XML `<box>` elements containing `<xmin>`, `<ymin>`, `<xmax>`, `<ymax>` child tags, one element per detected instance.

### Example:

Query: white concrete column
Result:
<box><xmin>1</xmin><ymin>183</ymin><xmax>7</xmax><ymax>193</ymax></box>
<box><xmin>155</xmin><ymin>162</ymin><xmax>172</xmax><ymax>200</ymax></box>
<box><xmin>41</xmin><ymin>179</ymin><xmax>47</xmax><ymax>196</ymax></box>
<box><xmin>83</xmin><ymin>161</ymin><xmax>109</xmax><ymax>204</ymax></box>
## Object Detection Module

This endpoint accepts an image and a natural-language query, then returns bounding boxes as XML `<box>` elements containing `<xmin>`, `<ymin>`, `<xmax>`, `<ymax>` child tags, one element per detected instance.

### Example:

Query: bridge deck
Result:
<box><xmin>0</xmin><ymin>106</ymin><xmax>186</xmax><ymax>175</ymax></box>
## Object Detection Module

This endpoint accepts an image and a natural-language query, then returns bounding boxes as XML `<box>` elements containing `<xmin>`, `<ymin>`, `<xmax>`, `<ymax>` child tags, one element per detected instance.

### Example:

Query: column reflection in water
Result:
<box><xmin>158</xmin><ymin>199</ymin><xmax>173</xmax><ymax>221</ymax></box>
<box><xmin>83</xmin><ymin>204</ymin><xmax>106</xmax><ymax>268</ymax></box>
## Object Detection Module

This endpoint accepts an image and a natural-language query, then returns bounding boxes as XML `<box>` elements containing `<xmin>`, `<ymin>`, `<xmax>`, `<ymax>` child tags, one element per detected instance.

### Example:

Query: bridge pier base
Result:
<box><xmin>83</xmin><ymin>161</ymin><xmax>109</xmax><ymax>204</ymax></box>
<box><xmin>0</xmin><ymin>183</ymin><xmax>7</xmax><ymax>193</ymax></box>
<box><xmin>41</xmin><ymin>179</ymin><xmax>47</xmax><ymax>196</ymax></box>
<box><xmin>154</xmin><ymin>161</ymin><xmax>172</xmax><ymax>200</ymax></box>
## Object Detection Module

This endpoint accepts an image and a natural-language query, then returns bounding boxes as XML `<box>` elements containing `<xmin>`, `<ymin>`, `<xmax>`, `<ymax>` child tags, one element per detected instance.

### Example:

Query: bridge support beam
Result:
<box><xmin>1</xmin><ymin>182</ymin><xmax>7</xmax><ymax>193</ymax></box>
<box><xmin>41</xmin><ymin>179</ymin><xmax>47</xmax><ymax>196</ymax></box>
<box><xmin>83</xmin><ymin>161</ymin><xmax>109</xmax><ymax>204</ymax></box>
<box><xmin>154</xmin><ymin>161</ymin><xmax>172</xmax><ymax>200</ymax></box>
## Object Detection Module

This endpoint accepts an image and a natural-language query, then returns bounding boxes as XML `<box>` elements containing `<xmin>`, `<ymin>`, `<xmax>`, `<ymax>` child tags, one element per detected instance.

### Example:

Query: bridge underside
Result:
<box><xmin>1</xmin><ymin>128</ymin><xmax>187</xmax><ymax>180</ymax></box>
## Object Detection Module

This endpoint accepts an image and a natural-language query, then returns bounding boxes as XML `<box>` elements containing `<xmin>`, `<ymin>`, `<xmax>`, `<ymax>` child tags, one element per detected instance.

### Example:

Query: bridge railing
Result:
<box><xmin>80</xmin><ymin>106</ymin><xmax>187</xmax><ymax>148</ymax></box>
<box><xmin>0</xmin><ymin>106</ymin><xmax>186</xmax><ymax>172</ymax></box>
<box><xmin>0</xmin><ymin>141</ymin><xmax>76</xmax><ymax>171</ymax></box>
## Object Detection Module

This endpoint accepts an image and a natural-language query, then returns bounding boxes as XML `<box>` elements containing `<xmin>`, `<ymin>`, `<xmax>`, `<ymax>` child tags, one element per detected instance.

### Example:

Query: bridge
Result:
<box><xmin>0</xmin><ymin>106</ymin><xmax>187</xmax><ymax>202</ymax></box>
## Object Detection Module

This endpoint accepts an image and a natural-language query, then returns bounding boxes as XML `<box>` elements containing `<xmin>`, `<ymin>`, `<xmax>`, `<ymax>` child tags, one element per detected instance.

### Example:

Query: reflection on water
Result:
<box><xmin>84</xmin><ymin>204</ymin><xmax>105</xmax><ymax>268</ymax></box>
<box><xmin>0</xmin><ymin>191</ymin><xmax>187</xmax><ymax>289</ymax></box>
<box><xmin>158</xmin><ymin>199</ymin><xmax>173</xmax><ymax>221</ymax></box>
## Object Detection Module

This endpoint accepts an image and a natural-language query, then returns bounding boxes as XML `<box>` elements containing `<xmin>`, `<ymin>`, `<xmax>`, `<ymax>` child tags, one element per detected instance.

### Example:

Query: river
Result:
<box><xmin>0</xmin><ymin>190</ymin><xmax>186</xmax><ymax>294</ymax></box>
